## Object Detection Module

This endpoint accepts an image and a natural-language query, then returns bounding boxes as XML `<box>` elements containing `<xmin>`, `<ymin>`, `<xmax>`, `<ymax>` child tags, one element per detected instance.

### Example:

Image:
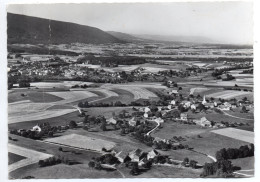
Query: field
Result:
<box><xmin>182</xmin><ymin>132</ymin><xmax>251</xmax><ymax>157</ymax></box>
<box><xmin>8</xmin><ymin>153</ymin><xmax>26</xmax><ymax>165</ymax></box>
<box><xmin>211</xmin><ymin>128</ymin><xmax>254</xmax><ymax>143</ymax></box>
<box><xmin>9</xmin><ymin>143</ymin><xmax>53</xmax><ymax>173</ymax></box>
<box><xmin>190</xmin><ymin>87</ymin><xmax>209</xmax><ymax>95</ymax></box>
<box><xmin>8</xmin><ymin>91</ymin><xmax>63</xmax><ymax>103</ymax></box>
<box><xmin>101</xmin><ymin>83</ymin><xmax>165</xmax><ymax>100</ymax></box>
<box><xmin>206</xmin><ymin>90</ymin><xmax>252</xmax><ymax>99</ymax></box>
<box><xmin>151</xmin><ymin>122</ymin><xmax>209</xmax><ymax>140</ymax></box>
<box><xmin>47</xmin><ymin>91</ymin><xmax>98</xmax><ymax>104</ymax></box>
<box><xmin>10</xmin><ymin>163</ymin><xmax>123</xmax><ymax>179</ymax></box>
<box><xmin>45</xmin><ymin>134</ymin><xmax>116</xmax><ymax>151</ymax></box>
<box><xmin>29</xmin><ymin>81</ymin><xmax>94</xmax><ymax>88</ymax></box>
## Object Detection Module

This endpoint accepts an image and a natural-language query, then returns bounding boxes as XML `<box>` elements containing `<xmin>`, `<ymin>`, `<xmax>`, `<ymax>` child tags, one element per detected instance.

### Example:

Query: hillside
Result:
<box><xmin>7</xmin><ymin>13</ymin><xmax>124</xmax><ymax>44</ymax></box>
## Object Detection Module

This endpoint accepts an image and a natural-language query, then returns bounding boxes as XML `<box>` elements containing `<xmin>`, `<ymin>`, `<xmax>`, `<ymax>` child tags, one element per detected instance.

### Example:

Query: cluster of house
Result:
<box><xmin>113</xmin><ymin>148</ymin><xmax>165</xmax><ymax>166</ymax></box>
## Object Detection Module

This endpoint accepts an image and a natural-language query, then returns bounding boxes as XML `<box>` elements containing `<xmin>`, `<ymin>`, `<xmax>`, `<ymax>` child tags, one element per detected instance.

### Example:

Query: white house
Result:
<box><xmin>194</xmin><ymin>117</ymin><xmax>211</xmax><ymax>127</ymax></box>
<box><xmin>180</xmin><ymin>113</ymin><xmax>188</xmax><ymax>121</ymax></box>
<box><xmin>129</xmin><ymin>117</ymin><xmax>137</xmax><ymax>127</ymax></box>
<box><xmin>170</xmin><ymin>100</ymin><xmax>176</xmax><ymax>105</ymax></box>
<box><xmin>107</xmin><ymin>117</ymin><xmax>117</xmax><ymax>125</ymax></box>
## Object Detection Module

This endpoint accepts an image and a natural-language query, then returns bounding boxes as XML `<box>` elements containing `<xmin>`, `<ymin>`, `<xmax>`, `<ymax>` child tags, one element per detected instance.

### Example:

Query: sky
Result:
<box><xmin>7</xmin><ymin>2</ymin><xmax>254</xmax><ymax>44</ymax></box>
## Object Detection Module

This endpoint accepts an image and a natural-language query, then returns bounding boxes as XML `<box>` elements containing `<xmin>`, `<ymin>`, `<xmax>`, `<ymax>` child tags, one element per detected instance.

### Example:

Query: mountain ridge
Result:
<box><xmin>7</xmin><ymin>13</ymin><xmax>124</xmax><ymax>44</ymax></box>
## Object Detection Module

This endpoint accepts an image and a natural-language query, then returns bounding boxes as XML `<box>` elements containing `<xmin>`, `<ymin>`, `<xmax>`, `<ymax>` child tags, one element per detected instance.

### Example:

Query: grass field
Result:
<box><xmin>10</xmin><ymin>163</ymin><xmax>123</xmax><ymax>179</ymax></box>
<box><xmin>45</xmin><ymin>134</ymin><xmax>116</xmax><ymax>151</ymax></box>
<box><xmin>151</xmin><ymin>122</ymin><xmax>209</xmax><ymax>140</ymax></box>
<box><xmin>100</xmin><ymin>84</ymin><xmax>159</xmax><ymax>100</ymax></box>
<box><xmin>182</xmin><ymin>132</ymin><xmax>251</xmax><ymax>157</ymax></box>
<box><xmin>8</xmin><ymin>90</ymin><xmax>63</xmax><ymax>103</ymax></box>
<box><xmin>8</xmin><ymin>152</ymin><xmax>26</xmax><ymax>165</ymax></box>
<box><xmin>188</xmin><ymin>111</ymin><xmax>254</xmax><ymax>126</ymax></box>
<box><xmin>8</xmin><ymin>107</ymin><xmax>133</xmax><ymax>130</ymax></box>
<box><xmin>211</xmin><ymin>128</ymin><xmax>254</xmax><ymax>143</ymax></box>
<box><xmin>47</xmin><ymin>91</ymin><xmax>98</xmax><ymax>104</ymax></box>
<box><xmin>8</xmin><ymin>143</ymin><xmax>53</xmax><ymax>172</ymax></box>
<box><xmin>231</xmin><ymin>157</ymin><xmax>254</xmax><ymax>170</ymax></box>
<box><xmin>206</xmin><ymin>90</ymin><xmax>253</xmax><ymax>99</ymax></box>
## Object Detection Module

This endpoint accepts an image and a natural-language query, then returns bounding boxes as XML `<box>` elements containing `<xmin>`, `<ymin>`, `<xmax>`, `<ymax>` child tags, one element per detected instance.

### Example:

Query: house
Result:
<box><xmin>191</xmin><ymin>104</ymin><xmax>196</xmax><ymax>110</ymax></box>
<box><xmin>170</xmin><ymin>100</ymin><xmax>176</xmax><ymax>105</ymax></box>
<box><xmin>147</xmin><ymin>149</ymin><xmax>160</xmax><ymax>160</ymax></box>
<box><xmin>180</xmin><ymin>113</ymin><xmax>188</xmax><ymax>121</ymax></box>
<box><xmin>204</xmin><ymin>102</ymin><xmax>215</xmax><ymax>108</ymax></box>
<box><xmin>154</xmin><ymin>117</ymin><xmax>164</xmax><ymax>124</ymax></box>
<box><xmin>31</xmin><ymin>125</ymin><xmax>42</xmax><ymax>132</ymax></box>
<box><xmin>181</xmin><ymin>101</ymin><xmax>191</xmax><ymax>108</ymax></box>
<box><xmin>167</xmin><ymin>105</ymin><xmax>172</xmax><ymax>110</ymax></box>
<box><xmin>144</xmin><ymin>107</ymin><xmax>151</xmax><ymax>113</ymax></box>
<box><xmin>169</xmin><ymin>90</ymin><xmax>178</xmax><ymax>95</ymax></box>
<box><xmin>219</xmin><ymin>102</ymin><xmax>231</xmax><ymax>111</ymax></box>
<box><xmin>224</xmin><ymin>102</ymin><xmax>232</xmax><ymax>108</ymax></box>
<box><xmin>107</xmin><ymin>117</ymin><xmax>117</xmax><ymax>125</ymax></box>
<box><xmin>115</xmin><ymin>151</ymin><xmax>129</xmax><ymax>163</ymax></box>
<box><xmin>144</xmin><ymin>113</ymin><xmax>149</xmax><ymax>118</ymax></box>
<box><xmin>194</xmin><ymin>117</ymin><xmax>212</xmax><ymax>127</ymax></box>
<box><xmin>129</xmin><ymin>117</ymin><xmax>137</xmax><ymax>127</ymax></box>
<box><xmin>128</xmin><ymin>149</ymin><xmax>145</xmax><ymax>162</ymax></box>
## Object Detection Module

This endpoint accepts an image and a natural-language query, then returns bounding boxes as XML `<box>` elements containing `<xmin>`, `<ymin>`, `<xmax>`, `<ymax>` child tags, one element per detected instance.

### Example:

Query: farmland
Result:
<box><xmin>7</xmin><ymin>40</ymin><xmax>254</xmax><ymax>179</ymax></box>
<box><xmin>211</xmin><ymin>128</ymin><xmax>254</xmax><ymax>143</ymax></box>
<box><xmin>45</xmin><ymin>134</ymin><xmax>116</xmax><ymax>151</ymax></box>
<box><xmin>206</xmin><ymin>90</ymin><xmax>253</xmax><ymax>99</ymax></box>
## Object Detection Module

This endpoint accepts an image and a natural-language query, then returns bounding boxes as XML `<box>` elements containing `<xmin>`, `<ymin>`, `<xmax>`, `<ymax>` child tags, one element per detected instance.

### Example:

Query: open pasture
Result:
<box><xmin>9</xmin><ymin>102</ymin><xmax>53</xmax><ymax>116</ymax></box>
<box><xmin>151</xmin><ymin>122</ymin><xmax>209</xmax><ymax>140</ymax></box>
<box><xmin>206</xmin><ymin>90</ymin><xmax>252</xmax><ymax>99</ymax></box>
<box><xmin>29</xmin><ymin>81</ymin><xmax>93</xmax><ymax>88</ymax></box>
<box><xmin>45</xmin><ymin>134</ymin><xmax>116</xmax><ymax>151</ymax></box>
<box><xmin>211</xmin><ymin>128</ymin><xmax>254</xmax><ymax>143</ymax></box>
<box><xmin>101</xmin><ymin>83</ymin><xmax>163</xmax><ymax>100</ymax></box>
<box><xmin>9</xmin><ymin>108</ymin><xmax>77</xmax><ymax>124</ymax></box>
<box><xmin>47</xmin><ymin>91</ymin><xmax>98</xmax><ymax>104</ymax></box>
<box><xmin>8</xmin><ymin>90</ymin><xmax>63</xmax><ymax>103</ymax></box>
<box><xmin>8</xmin><ymin>153</ymin><xmax>26</xmax><ymax>165</ymax></box>
<box><xmin>182</xmin><ymin>131</ymin><xmax>251</xmax><ymax>157</ymax></box>
<box><xmin>8</xmin><ymin>143</ymin><xmax>53</xmax><ymax>172</ymax></box>
<box><xmin>190</xmin><ymin>87</ymin><xmax>210</xmax><ymax>95</ymax></box>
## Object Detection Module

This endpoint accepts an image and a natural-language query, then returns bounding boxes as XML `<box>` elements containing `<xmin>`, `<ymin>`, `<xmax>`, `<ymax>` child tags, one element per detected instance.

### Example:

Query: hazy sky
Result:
<box><xmin>7</xmin><ymin>2</ymin><xmax>253</xmax><ymax>44</ymax></box>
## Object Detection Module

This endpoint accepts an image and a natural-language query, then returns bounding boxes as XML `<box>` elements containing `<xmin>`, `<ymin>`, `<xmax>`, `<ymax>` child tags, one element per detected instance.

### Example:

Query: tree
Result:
<box><xmin>58</xmin><ymin>147</ymin><xmax>63</xmax><ymax>152</ymax></box>
<box><xmin>189</xmin><ymin>160</ymin><xmax>198</xmax><ymax>169</ymax></box>
<box><xmin>78</xmin><ymin>102</ymin><xmax>84</xmax><ymax>107</ymax></box>
<box><xmin>100</xmin><ymin>121</ymin><xmax>107</xmax><ymax>131</ymax></box>
<box><xmin>178</xmin><ymin>87</ymin><xmax>182</xmax><ymax>91</ymax></box>
<box><xmin>69</xmin><ymin>120</ymin><xmax>77</xmax><ymax>129</ymax></box>
<box><xmin>241</xmin><ymin>106</ymin><xmax>247</xmax><ymax>113</ymax></box>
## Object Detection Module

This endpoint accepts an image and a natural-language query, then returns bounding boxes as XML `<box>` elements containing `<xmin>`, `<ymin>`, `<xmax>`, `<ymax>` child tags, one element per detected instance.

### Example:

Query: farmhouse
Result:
<box><xmin>129</xmin><ymin>117</ymin><xmax>137</xmax><ymax>126</ymax></box>
<box><xmin>107</xmin><ymin>117</ymin><xmax>117</xmax><ymax>125</ymax></box>
<box><xmin>194</xmin><ymin>117</ymin><xmax>211</xmax><ymax>127</ymax></box>
<box><xmin>31</xmin><ymin>125</ymin><xmax>42</xmax><ymax>132</ymax></box>
<box><xmin>128</xmin><ymin>149</ymin><xmax>146</xmax><ymax>162</ymax></box>
<box><xmin>191</xmin><ymin>104</ymin><xmax>196</xmax><ymax>110</ymax></box>
<box><xmin>170</xmin><ymin>100</ymin><xmax>176</xmax><ymax>105</ymax></box>
<box><xmin>180</xmin><ymin>113</ymin><xmax>188</xmax><ymax>121</ymax></box>
<box><xmin>169</xmin><ymin>89</ymin><xmax>179</xmax><ymax>95</ymax></box>
<box><xmin>147</xmin><ymin>149</ymin><xmax>160</xmax><ymax>160</ymax></box>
